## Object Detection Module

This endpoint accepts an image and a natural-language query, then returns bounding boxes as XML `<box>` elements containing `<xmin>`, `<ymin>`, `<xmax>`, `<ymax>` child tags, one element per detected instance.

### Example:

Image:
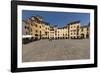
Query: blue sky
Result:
<box><xmin>22</xmin><ymin>10</ymin><xmax>90</xmax><ymax>27</ymax></box>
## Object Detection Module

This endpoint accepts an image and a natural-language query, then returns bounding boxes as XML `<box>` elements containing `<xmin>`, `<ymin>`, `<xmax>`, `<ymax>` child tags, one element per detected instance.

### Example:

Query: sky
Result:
<box><xmin>22</xmin><ymin>10</ymin><xmax>90</xmax><ymax>28</ymax></box>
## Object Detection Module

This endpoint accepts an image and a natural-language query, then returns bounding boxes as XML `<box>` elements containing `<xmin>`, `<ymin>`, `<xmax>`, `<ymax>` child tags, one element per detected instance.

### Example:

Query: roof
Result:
<box><xmin>30</xmin><ymin>16</ymin><xmax>50</xmax><ymax>25</ymax></box>
<box><xmin>67</xmin><ymin>21</ymin><xmax>80</xmax><ymax>25</ymax></box>
<box><xmin>81</xmin><ymin>25</ymin><xmax>89</xmax><ymax>28</ymax></box>
<box><xmin>63</xmin><ymin>25</ymin><xmax>68</xmax><ymax>28</ymax></box>
<box><xmin>41</xmin><ymin>21</ymin><xmax>50</xmax><ymax>25</ymax></box>
<box><xmin>58</xmin><ymin>27</ymin><xmax>63</xmax><ymax>29</ymax></box>
<box><xmin>22</xmin><ymin>20</ymin><xmax>28</xmax><ymax>24</ymax></box>
<box><xmin>31</xmin><ymin>15</ymin><xmax>43</xmax><ymax>19</ymax></box>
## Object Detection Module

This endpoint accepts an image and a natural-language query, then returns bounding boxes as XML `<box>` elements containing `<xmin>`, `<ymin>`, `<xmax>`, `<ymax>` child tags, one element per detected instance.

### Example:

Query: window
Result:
<box><xmin>45</xmin><ymin>32</ymin><xmax>47</xmax><ymax>35</ymax></box>
<box><xmin>25</xmin><ymin>26</ymin><xmax>27</xmax><ymax>29</ymax></box>
<box><xmin>87</xmin><ymin>28</ymin><xmax>89</xmax><ymax>31</ymax></box>
<box><xmin>35</xmin><ymin>34</ymin><xmax>38</xmax><ymax>36</ymax></box>
<box><xmin>35</xmin><ymin>30</ymin><xmax>38</xmax><ymax>33</ymax></box>
<box><xmin>27</xmin><ymin>26</ymin><xmax>29</xmax><ymax>29</ymax></box>
<box><xmin>40</xmin><ymin>31</ymin><xmax>41</xmax><ymax>35</ymax></box>
<box><xmin>35</xmin><ymin>24</ymin><xmax>37</xmax><ymax>27</ymax></box>
<box><xmin>71</xmin><ymin>33</ymin><xmax>73</xmax><ymax>35</ymax></box>
<box><xmin>74</xmin><ymin>33</ymin><xmax>76</xmax><ymax>35</ymax></box>
<box><xmin>71</xmin><ymin>26</ymin><xmax>72</xmax><ymax>28</ymax></box>
<box><xmin>81</xmin><ymin>28</ymin><xmax>83</xmax><ymax>31</ymax></box>
<box><xmin>77</xmin><ymin>25</ymin><xmax>79</xmax><ymax>28</ymax></box>
<box><xmin>40</xmin><ymin>31</ymin><xmax>41</xmax><ymax>33</ymax></box>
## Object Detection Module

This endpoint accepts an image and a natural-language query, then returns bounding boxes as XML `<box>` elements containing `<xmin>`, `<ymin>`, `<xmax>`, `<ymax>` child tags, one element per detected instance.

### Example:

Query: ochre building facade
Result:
<box><xmin>22</xmin><ymin>16</ymin><xmax>90</xmax><ymax>40</ymax></box>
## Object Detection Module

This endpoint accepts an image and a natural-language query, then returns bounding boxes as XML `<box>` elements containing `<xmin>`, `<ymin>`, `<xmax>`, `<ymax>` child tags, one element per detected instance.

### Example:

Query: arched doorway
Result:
<box><xmin>81</xmin><ymin>34</ymin><xmax>84</xmax><ymax>39</ymax></box>
<box><xmin>86</xmin><ymin>34</ymin><xmax>89</xmax><ymax>38</ymax></box>
<box><xmin>35</xmin><ymin>34</ymin><xmax>38</xmax><ymax>40</ymax></box>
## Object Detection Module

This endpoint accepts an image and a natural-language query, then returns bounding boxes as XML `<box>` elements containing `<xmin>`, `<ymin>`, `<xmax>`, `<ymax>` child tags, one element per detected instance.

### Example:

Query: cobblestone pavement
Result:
<box><xmin>22</xmin><ymin>39</ymin><xmax>90</xmax><ymax>62</ymax></box>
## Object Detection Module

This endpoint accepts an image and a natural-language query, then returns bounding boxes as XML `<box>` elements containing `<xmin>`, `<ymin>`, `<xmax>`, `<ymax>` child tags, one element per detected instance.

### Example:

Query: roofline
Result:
<box><xmin>67</xmin><ymin>21</ymin><xmax>80</xmax><ymax>25</ymax></box>
<box><xmin>80</xmin><ymin>25</ymin><xmax>90</xmax><ymax>28</ymax></box>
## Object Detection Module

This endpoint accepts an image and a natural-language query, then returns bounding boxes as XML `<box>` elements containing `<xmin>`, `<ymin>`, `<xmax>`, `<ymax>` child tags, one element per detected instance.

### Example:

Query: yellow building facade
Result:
<box><xmin>79</xmin><ymin>25</ymin><xmax>90</xmax><ymax>39</ymax></box>
<box><xmin>68</xmin><ymin>21</ymin><xmax>80</xmax><ymax>39</ymax></box>
<box><xmin>22</xmin><ymin>16</ymin><xmax>90</xmax><ymax>40</ymax></box>
<box><xmin>25</xmin><ymin>16</ymin><xmax>51</xmax><ymax>40</ymax></box>
<box><xmin>57</xmin><ymin>27</ymin><xmax>68</xmax><ymax>39</ymax></box>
